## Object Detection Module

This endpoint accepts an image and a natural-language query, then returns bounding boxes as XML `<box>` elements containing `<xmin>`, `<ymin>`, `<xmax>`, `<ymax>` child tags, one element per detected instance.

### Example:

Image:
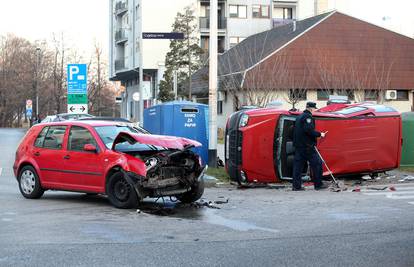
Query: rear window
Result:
<box><xmin>42</xmin><ymin>126</ymin><xmax>67</xmax><ymax>149</ymax></box>
<box><xmin>34</xmin><ymin>127</ymin><xmax>49</xmax><ymax>147</ymax></box>
<box><xmin>333</xmin><ymin>106</ymin><xmax>367</xmax><ymax>115</ymax></box>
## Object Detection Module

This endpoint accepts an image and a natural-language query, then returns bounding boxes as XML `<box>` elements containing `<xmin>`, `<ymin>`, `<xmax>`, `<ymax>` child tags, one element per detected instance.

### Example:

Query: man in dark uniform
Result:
<box><xmin>292</xmin><ymin>102</ymin><xmax>328</xmax><ymax>191</ymax></box>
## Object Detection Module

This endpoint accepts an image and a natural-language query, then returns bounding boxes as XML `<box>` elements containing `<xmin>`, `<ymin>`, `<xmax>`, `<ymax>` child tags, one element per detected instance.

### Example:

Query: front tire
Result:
<box><xmin>18</xmin><ymin>166</ymin><xmax>44</xmax><ymax>199</ymax></box>
<box><xmin>176</xmin><ymin>178</ymin><xmax>205</xmax><ymax>203</ymax></box>
<box><xmin>106</xmin><ymin>172</ymin><xmax>138</xmax><ymax>209</ymax></box>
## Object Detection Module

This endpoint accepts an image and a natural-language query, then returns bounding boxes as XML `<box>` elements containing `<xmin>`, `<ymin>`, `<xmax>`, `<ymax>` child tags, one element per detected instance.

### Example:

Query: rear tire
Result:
<box><xmin>18</xmin><ymin>166</ymin><xmax>44</xmax><ymax>199</ymax></box>
<box><xmin>176</xmin><ymin>178</ymin><xmax>205</xmax><ymax>203</ymax></box>
<box><xmin>106</xmin><ymin>172</ymin><xmax>138</xmax><ymax>209</ymax></box>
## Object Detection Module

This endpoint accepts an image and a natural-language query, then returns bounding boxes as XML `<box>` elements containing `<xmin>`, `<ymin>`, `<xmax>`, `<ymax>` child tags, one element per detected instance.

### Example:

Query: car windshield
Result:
<box><xmin>332</xmin><ymin>106</ymin><xmax>367</xmax><ymax>115</ymax></box>
<box><xmin>94</xmin><ymin>125</ymin><xmax>139</xmax><ymax>148</ymax></box>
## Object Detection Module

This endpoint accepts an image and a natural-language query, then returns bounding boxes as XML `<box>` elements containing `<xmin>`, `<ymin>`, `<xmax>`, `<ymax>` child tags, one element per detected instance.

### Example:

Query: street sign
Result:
<box><xmin>26</xmin><ymin>99</ymin><xmax>32</xmax><ymax>109</ymax></box>
<box><xmin>67</xmin><ymin>64</ymin><xmax>87</xmax><ymax>94</ymax></box>
<box><xmin>142</xmin><ymin>32</ymin><xmax>184</xmax><ymax>39</ymax></box>
<box><xmin>67</xmin><ymin>94</ymin><xmax>88</xmax><ymax>104</ymax></box>
<box><xmin>26</xmin><ymin>99</ymin><xmax>33</xmax><ymax>119</ymax></box>
<box><xmin>68</xmin><ymin>104</ymin><xmax>88</xmax><ymax>114</ymax></box>
<box><xmin>67</xmin><ymin>64</ymin><xmax>88</xmax><ymax>114</ymax></box>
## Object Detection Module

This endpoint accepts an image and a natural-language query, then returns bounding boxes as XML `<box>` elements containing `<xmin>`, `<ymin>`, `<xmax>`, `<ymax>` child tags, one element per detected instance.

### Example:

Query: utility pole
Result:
<box><xmin>138</xmin><ymin>0</ymin><xmax>144</xmax><ymax>126</ymax></box>
<box><xmin>35</xmin><ymin>47</ymin><xmax>41</xmax><ymax>121</ymax></box>
<box><xmin>173</xmin><ymin>70</ymin><xmax>178</xmax><ymax>100</ymax></box>
<box><xmin>208</xmin><ymin>0</ymin><xmax>218</xmax><ymax>168</ymax></box>
<box><xmin>187</xmin><ymin>16</ymin><xmax>192</xmax><ymax>100</ymax></box>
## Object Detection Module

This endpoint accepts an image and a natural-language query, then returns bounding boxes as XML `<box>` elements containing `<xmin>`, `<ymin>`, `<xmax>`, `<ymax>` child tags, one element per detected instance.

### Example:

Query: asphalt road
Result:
<box><xmin>1</xmin><ymin>128</ymin><xmax>413</xmax><ymax>267</ymax></box>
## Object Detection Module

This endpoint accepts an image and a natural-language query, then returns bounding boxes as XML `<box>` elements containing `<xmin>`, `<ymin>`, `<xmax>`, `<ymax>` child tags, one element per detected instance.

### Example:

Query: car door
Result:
<box><xmin>31</xmin><ymin>125</ymin><xmax>68</xmax><ymax>187</ymax></box>
<box><xmin>60</xmin><ymin>125</ymin><xmax>105</xmax><ymax>192</ymax></box>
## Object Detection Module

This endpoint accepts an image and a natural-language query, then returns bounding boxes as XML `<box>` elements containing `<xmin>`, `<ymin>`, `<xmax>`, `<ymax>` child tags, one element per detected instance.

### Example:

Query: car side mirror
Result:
<box><xmin>83</xmin><ymin>144</ymin><xmax>97</xmax><ymax>153</ymax></box>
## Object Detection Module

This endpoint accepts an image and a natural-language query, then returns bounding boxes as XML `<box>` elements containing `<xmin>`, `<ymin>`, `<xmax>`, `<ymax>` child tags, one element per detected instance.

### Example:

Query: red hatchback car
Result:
<box><xmin>14</xmin><ymin>121</ymin><xmax>205</xmax><ymax>208</ymax></box>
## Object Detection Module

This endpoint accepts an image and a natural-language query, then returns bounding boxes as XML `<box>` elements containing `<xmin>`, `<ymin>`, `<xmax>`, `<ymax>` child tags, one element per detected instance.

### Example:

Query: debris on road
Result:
<box><xmin>366</xmin><ymin>186</ymin><xmax>388</xmax><ymax>191</ymax></box>
<box><xmin>398</xmin><ymin>176</ymin><xmax>414</xmax><ymax>182</ymax></box>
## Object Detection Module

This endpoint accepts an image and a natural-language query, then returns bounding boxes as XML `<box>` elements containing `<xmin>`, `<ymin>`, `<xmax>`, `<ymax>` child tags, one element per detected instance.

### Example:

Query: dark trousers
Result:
<box><xmin>292</xmin><ymin>147</ymin><xmax>323</xmax><ymax>189</ymax></box>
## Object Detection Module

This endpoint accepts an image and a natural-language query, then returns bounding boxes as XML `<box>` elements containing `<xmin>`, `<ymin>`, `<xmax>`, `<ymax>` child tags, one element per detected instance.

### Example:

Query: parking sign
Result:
<box><xmin>67</xmin><ymin>64</ymin><xmax>88</xmax><ymax>114</ymax></box>
<box><xmin>67</xmin><ymin>64</ymin><xmax>87</xmax><ymax>94</ymax></box>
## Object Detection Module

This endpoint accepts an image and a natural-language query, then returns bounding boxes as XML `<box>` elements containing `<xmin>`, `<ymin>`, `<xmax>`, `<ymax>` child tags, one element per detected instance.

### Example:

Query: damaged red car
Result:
<box><xmin>225</xmin><ymin>103</ymin><xmax>402</xmax><ymax>184</ymax></box>
<box><xmin>13</xmin><ymin>121</ymin><xmax>205</xmax><ymax>208</ymax></box>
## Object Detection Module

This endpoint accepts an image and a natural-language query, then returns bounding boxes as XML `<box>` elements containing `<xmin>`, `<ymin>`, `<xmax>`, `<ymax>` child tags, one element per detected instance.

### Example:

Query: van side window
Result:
<box><xmin>34</xmin><ymin>127</ymin><xmax>49</xmax><ymax>148</ymax></box>
<box><xmin>68</xmin><ymin>126</ymin><xmax>97</xmax><ymax>152</ymax></box>
<box><xmin>43</xmin><ymin>126</ymin><xmax>67</xmax><ymax>149</ymax></box>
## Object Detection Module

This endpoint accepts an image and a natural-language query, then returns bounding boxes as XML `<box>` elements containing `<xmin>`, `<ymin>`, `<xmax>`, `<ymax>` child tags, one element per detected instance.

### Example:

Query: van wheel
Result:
<box><xmin>106</xmin><ymin>172</ymin><xmax>138</xmax><ymax>209</ymax></box>
<box><xmin>176</xmin><ymin>179</ymin><xmax>205</xmax><ymax>203</ymax></box>
<box><xmin>18</xmin><ymin>166</ymin><xmax>44</xmax><ymax>199</ymax></box>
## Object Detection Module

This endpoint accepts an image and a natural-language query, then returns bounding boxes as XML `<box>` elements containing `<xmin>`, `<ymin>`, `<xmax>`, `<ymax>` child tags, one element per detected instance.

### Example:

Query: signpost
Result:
<box><xmin>67</xmin><ymin>64</ymin><xmax>88</xmax><ymax>114</ymax></box>
<box><xmin>26</xmin><ymin>99</ymin><xmax>33</xmax><ymax>119</ymax></box>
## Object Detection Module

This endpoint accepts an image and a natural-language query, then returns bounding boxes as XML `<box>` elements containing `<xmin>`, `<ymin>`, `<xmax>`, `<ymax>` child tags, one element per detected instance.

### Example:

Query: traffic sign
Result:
<box><xmin>142</xmin><ymin>32</ymin><xmax>184</xmax><ymax>39</ymax></box>
<box><xmin>67</xmin><ymin>94</ymin><xmax>87</xmax><ymax>104</ymax></box>
<box><xmin>67</xmin><ymin>64</ymin><xmax>87</xmax><ymax>94</ymax></box>
<box><xmin>68</xmin><ymin>104</ymin><xmax>88</xmax><ymax>114</ymax></box>
<box><xmin>67</xmin><ymin>64</ymin><xmax>88</xmax><ymax>114</ymax></box>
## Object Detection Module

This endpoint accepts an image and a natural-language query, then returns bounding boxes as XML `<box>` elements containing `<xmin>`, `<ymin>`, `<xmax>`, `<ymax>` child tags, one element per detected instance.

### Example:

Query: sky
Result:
<box><xmin>0</xmin><ymin>0</ymin><xmax>413</xmax><ymax>58</ymax></box>
<box><xmin>0</xmin><ymin>0</ymin><xmax>109</xmax><ymax>56</ymax></box>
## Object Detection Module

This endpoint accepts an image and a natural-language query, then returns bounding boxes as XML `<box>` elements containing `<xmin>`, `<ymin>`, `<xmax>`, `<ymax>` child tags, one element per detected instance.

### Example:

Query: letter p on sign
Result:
<box><xmin>69</xmin><ymin>65</ymin><xmax>79</xmax><ymax>80</ymax></box>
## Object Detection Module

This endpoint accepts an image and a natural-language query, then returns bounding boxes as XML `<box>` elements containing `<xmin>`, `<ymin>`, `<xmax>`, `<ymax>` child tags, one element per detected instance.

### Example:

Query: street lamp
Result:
<box><xmin>35</xmin><ymin>47</ymin><xmax>41</xmax><ymax>120</ymax></box>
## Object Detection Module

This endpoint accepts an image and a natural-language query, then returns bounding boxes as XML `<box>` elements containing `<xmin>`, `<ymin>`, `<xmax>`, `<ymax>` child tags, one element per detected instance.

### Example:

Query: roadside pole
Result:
<box><xmin>208</xmin><ymin>0</ymin><xmax>218</xmax><ymax>168</ymax></box>
<box><xmin>138</xmin><ymin>0</ymin><xmax>144</xmax><ymax>126</ymax></box>
<box><xmin>173</xmin><ymin>70</ymin><xmax>178</xmax><ymax>100</ymax></box>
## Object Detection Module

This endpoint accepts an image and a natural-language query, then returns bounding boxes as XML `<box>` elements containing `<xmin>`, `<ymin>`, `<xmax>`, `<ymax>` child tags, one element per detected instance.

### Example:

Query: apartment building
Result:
<box><xmin>109</xmin><ymin>0</ymin><xmax>194</xmax><ymax>121</ymax></box>
<box><xmin>197</xmin><ymin>0</ymin><xmax>330</xmax><ymax>53</ymax></box>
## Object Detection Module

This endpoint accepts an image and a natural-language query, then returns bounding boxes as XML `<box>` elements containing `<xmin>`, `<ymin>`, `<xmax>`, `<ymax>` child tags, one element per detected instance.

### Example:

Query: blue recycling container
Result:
<box><xmin>144</xmin><ymin>101</ymin><xmax>209</xmax><ymax>165</ymax></box>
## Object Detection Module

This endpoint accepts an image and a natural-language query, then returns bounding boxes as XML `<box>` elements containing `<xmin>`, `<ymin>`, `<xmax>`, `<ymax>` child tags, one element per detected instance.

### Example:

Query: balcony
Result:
<box><xmin>272</xmin><ymin>18</ymin><xmax>294</xmax><ymax>28</ymax></box>
<box><xmin>115</xmin><ymin>59</ymin><xmax>126</xmax><ymax>71</ymax></box>
<box><xmin>199</xmin><ymin>17</ymin><xmax>227</xmax><ymax>30</ymax></box>
<box><xmin>115</xmin><ymin>1</ymin><xmax>128</xmax><ymax>16</ymax></box>
<box><xmin>115</xmin><ymin>29</ymin><xmax>128</xmax><ymax>43</ymax></box>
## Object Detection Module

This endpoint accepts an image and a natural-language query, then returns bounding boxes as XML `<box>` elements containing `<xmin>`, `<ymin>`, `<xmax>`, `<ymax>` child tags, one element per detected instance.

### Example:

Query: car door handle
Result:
<box><xmin>63</xmin><ymin>155</ymin><xmax>70</xmax><ymax>160</ymax></box>
<box><xmin>34</xmin><ymin>152</ymin><xmax>40</xmax><ymax>156</ymax></box>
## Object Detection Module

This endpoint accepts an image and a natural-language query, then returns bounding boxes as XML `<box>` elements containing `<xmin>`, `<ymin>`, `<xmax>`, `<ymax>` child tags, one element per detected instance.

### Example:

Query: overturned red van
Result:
<box><xmin>225</xmin><ymin>103</ymin><xmax>402</xmax><ymax>184</ymax></box>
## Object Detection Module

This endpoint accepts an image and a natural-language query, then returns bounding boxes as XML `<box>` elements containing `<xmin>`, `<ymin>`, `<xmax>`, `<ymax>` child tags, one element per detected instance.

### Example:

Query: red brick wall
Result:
<box><xmin>243</xmin><ymin>12</ymin><xmax>414</xmax><ymax>90</ymax></box>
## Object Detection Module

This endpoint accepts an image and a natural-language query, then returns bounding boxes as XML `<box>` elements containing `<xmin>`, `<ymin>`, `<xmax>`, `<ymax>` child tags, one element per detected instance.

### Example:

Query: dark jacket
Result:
<box><xmin>293</xmin><ymin>110</ymin><xmax>321</xmax><ymax>149</ymax></box>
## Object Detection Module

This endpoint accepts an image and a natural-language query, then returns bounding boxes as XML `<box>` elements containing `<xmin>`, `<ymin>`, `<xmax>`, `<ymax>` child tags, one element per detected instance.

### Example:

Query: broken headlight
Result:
<box><xmin>239</xmin><ymin>113</ymin><xmax>249</xmax><ymax>128</ymax></box>
<box><xmin>145</xmin><ymin>157</ymin><xmax>158</xmax><ymax>171</ymax></box>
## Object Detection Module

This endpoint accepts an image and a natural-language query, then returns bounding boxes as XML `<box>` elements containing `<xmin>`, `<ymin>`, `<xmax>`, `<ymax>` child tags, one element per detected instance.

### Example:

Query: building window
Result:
<box><xmin>317</xmin><ymin>89</ymin><xmax>334</xmax><ymax>100</ymax></box>
<box><xmin>252</xmin><ymin>5</ymin><xmax>270</xmax><ymax>18</ymax></box>
<box><xmin>229</xmin><ymin>5</ymin><xmax>247</xmax><ymax>18</ymax></box>
<box><xmin>200</xmin><ymin>5</ymin><xmax>209</xmax><ymax>17</ymax></box>
<box><xmin>273</xmin><ymin>7</ymin><xmax>293</xmax><ymax>19</ymax></box>
<box><xmin>289</xmin><ymin>89</ymin><xmax>307</xmax><ymax>101</ymax></box>
<box><xmin>229</xmin><ymin>37</ymin><xmax>245</xmax><ymax>48</ymax></box>
<box><xmin>338</xmin><ymin>89</ymin><xmax>355</xmax><ymax>101</ymax></box>
<box><xmin>218</xmin><ymin>101</ymin><xmax>223</xmax><ymax>115</ymax></box>
<box><xmin>364</xmin><ymin>90</ymin><xmax>379</xmax><ymax>101</ymax></box>
<box><xmin>396</xmin><ymin>90</ymin><xmax>409</xmax><ymax>100</ymax></box>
